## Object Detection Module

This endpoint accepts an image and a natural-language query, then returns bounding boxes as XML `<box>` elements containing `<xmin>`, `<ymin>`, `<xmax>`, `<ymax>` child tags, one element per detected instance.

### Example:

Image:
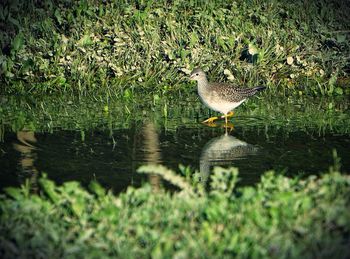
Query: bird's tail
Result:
<box><xmin>253</xmin><ymin>86</ymin><xmax>267</xmax><ymax>92</ymax></box>
<box><xmin>239</xmin><ymin>86</ymin><xmax>267</xmax><ymax>98</ymax></box>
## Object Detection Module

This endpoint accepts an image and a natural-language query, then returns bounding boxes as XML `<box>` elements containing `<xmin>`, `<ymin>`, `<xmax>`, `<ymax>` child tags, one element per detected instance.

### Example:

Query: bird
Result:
<box><xmin>190</xmin><ymin>68</ymin><xmax>266</xmax><ymax>125</ymax></box>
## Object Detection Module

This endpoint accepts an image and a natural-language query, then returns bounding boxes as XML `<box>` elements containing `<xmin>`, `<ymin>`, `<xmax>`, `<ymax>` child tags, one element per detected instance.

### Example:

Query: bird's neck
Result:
<box><xmin>197</xmin><ymin>77</ymin><xmax>209</xmax><ymax>92</ymax></box>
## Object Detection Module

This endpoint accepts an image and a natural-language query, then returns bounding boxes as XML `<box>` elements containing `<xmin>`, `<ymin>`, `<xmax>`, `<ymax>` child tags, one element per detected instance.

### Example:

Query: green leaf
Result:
<box><xmin>12</xmin><ymin>33</ymin><xmax>24</xmax><ymax>52</ymax></box>
<box><xmin>123</xmin><ymin>89</ymin><xmax>132</xmax><ymax>99</ymax></box>
<box><xmin>89</xmin><ymin>181</ymin><xmax>106</xmax><ymax>197</ymax></box>
<box><xmin>20</xmin><ymin>58</ymin><xmax>34</xmax><ymax>74</ymax></box>
<box><xmin>335</xmin><ymin>87</ymin><xmax>343</xmax><ymax>95</ymax></box>
<box><xmin>328</xmin><ymin>102</ymin><xmax>333</xmax><ymax>110</ymax></box>
<box><xmin>217</xmin><ymin>38</ymin><xmax>227</xmax><ymax>51</ymax></box>
<box><xmin>54</xmin><ymin>9</ymin><xmax>63</xmax><ymax>25</ymax></box>
<box><xmin>8</xmin><ymin>17</ymin><xmax>20</xmax><ymax>28</ymax></box>
<box><xmin>0</xmin><ymin>55</ymin><xmax>8</xmax><ymax>73</ymax></box>
<box><xmin>4</xmin><ymin>187</ymin><xmax>23</xmax><ymax>200</ymax></box>
<box><xmin>78</xmin><ymin>34</ymin><xmax>93</xmax><ymax>46</ymax></box>
<box><xmin>39</xmin><ymin>177</ymin><xmax>60</xmax><ymax>204</ymax></box>
<box><xmin>190</xmin><ymin>32</ymin><xmax>199</xmax><ymax>46</ymax></box>
<box><xmin>71</xmin><ymin>198</ymin><xmax>85</xmax><ymax>217</ymax></box>
<box><xmin>336</xmin><ymin>34</ymin><xmax>346</xmax><ymax>43</ymax></box>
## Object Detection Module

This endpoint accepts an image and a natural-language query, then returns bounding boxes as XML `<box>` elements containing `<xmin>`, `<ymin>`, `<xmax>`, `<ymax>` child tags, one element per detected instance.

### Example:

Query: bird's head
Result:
<box><xmin>189</xmin><ymin>68</ymin><xmax>206</xmax><ymax>81</ymax></box>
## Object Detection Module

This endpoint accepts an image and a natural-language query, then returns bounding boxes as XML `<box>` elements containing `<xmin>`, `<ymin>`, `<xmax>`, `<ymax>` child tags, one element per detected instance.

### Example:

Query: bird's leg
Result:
<box><xmin>220</xmin><ymin>111</ymin><xmax>234</xmax><ymax>120</ymax></box>
<box><xmin>202</xmin><ymin>116</ymin><xmax>219</xmax><ymax>124</ymax></box>
<box><xmin>203</xmin><ymin>111</ymin><xmax>234</xmax><ymax>124</ymax></box>
<box><xmin>205</xmin><ymin>122</ymin><xmax>220</xmax><ymax>128</ymax></box>
<box><xmin>225</xmin><ymin>123</ymin><xmax>234</xmax><ymax>132</ymax></box>
<box><xmin>227</xmin><ymin>111</ymin><xmax>234</xmax><ymax>118</ymax></box>
<box><xmin>224</xmin><ymin>113</ymin><xmax>234</xmax><ymax>132</ymax></box>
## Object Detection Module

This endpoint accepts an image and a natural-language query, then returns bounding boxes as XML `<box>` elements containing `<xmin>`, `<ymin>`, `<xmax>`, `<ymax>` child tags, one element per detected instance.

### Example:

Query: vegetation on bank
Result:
<box><xmin>1</xmin><ymin>0</ymin><xmax>349</xmax><ymax>96</ymax></box>
<box><xmin>0</xmin><ymin>165</ymin><xmax>349</xmax><ymax>258</ymax></box>
<box><xmin>1</xmin><ymin>94</ymin><xmax>349</xmax><ymax>135</ymax></box>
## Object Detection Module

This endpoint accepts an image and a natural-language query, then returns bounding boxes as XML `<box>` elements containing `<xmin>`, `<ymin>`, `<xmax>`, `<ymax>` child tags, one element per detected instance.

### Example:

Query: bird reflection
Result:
<box><xmin>199</xmin><ymin>133</ymin><xmax>258</xmax><ymax>183</ymax></box>
<box><xmin>13</xmin><ymin>131</ymin><xmax>39</xmax><ymax>191</ymax></box>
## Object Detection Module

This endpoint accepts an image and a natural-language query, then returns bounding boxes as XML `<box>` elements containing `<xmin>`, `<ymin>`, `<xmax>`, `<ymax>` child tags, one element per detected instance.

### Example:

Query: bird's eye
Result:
<box><xmin>196</xmin><ymin>73</ymin><xmax>199</xmax><ymax>76</ymax></box>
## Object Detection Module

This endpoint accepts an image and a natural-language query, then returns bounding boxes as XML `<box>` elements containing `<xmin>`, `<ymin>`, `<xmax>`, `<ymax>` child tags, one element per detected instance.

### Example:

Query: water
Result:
<box><xmin>1</xmin><ymin>118</ymin><xmax>349</xmax><ymax>193</ymax></box>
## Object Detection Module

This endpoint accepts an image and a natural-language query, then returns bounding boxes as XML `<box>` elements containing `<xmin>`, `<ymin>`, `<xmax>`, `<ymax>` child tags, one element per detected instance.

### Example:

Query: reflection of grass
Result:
<box><xmin>0</xmin><ymin>95</ymin><xmax>349</xmax><ymax>135</ymax></box>
<box><xmin>1</xmin><ymin>0</ymin><xmax>349</xmax><ymax>96</ymax></box>
<box><xmin>1</xmin><ymin>166</ymin><xmax>349</xmax><ymax>258</ymax></box>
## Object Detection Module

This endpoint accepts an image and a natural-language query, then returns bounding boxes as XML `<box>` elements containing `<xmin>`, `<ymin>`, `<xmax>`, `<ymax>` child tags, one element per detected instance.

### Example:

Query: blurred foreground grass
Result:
<box><xmin>0</xmin><ymin>165</ymin><xmax>349</xmax><ymax>258</ymax></box>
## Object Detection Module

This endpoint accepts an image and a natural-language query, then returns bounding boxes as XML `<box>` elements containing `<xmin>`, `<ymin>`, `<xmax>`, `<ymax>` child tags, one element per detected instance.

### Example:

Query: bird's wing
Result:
<box><xmin>210</xmin><ymin>82</ymin><xmax>260</xmax><ymax>103</ymax></box>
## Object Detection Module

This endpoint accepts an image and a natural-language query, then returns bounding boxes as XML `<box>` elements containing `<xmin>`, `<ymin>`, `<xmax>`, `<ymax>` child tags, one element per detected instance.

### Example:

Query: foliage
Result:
<box><xmin>0</xmin><ymin>94</ymin><xmax>350</xmax><ymax>135</ymax></box>
<box><xmin>0</xmin><ymin>0</ymin><xmax>349</xmax><ymax>96</ymax></box>
<box><xmin>0</xmin><ymin>166</ymin><xmax>349</xmax><ymax>258</ymax></box>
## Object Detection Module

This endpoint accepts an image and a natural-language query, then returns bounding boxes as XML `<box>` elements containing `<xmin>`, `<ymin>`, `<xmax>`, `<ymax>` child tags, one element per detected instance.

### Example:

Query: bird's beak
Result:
<box><xmin>189</xmin><ymin>74</ymin><xmax>195</xmax><ymax>80</ymax></box>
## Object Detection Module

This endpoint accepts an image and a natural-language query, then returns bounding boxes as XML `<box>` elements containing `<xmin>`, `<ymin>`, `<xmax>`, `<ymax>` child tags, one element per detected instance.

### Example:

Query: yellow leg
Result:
<box><xmin>224</xmin><ymin>113</ymin><xmax>234</xmax><ymax>132</ymax></box>
<box><xmin>225</xmin><ymin>123</ymin><xmax>234</xmax><ymax>133</ymax></box>
<box><xmin>203</xmin><ymin>111</ymin><xmax>234</xmax><ymax>124</ymax></box>
<box><xmin>202</xmin><ymin>116</ymin><xmax>219</xmax><ymax>124</ymax></box>
<box><xmin>205</xmin><ymin>122</ymin><xmax>220</xmax><ymax>128</ymax></box>
<box><xmin>220</xmin><ymin>111</ymin><xmax>234</xmax><ymax>120</ymax></box>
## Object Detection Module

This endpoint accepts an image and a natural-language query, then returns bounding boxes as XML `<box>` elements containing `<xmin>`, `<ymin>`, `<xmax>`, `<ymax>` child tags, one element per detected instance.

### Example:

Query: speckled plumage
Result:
<box><xmin>208</xmin><ymin>82</ymin><xmax>265</xmax><ymax>103</ymax></box>
<box><xmin>190</xmin><ymin>68</ymin><xmax>266</xmax><ymax>115</ymax></box>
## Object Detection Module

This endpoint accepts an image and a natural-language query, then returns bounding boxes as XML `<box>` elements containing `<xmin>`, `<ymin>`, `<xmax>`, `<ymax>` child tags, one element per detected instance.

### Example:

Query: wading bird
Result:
<box><xmin>190</xmin><ymin>68</ymin><xmax>266</xmax><ymax>125</ymax></box>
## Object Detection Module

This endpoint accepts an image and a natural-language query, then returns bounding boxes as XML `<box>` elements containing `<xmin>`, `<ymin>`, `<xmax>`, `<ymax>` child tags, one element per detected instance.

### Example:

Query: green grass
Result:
<box><xmin>1</xmin><ymin>94</ymin><xmax>349</xmax><ymax>136</ymax></box>
<box><xmin>1</xmin><ymin>0</ymin><xmax>349</xmax><ymax>96</ymax></box>
<box><xmin>0</xmin><ymin>165</ymin><xmax>349</xmax><ymax>258</ymax></box>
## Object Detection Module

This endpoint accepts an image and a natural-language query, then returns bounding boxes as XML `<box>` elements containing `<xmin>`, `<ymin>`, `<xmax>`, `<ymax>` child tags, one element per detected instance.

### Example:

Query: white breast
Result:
<box><xmin>199</xmin><ymin>87</ymin><xmax>245</xmax><ymax>114</ymax></box>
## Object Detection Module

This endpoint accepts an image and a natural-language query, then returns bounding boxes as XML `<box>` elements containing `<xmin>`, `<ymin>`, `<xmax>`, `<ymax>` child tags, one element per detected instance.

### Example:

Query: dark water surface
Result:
<box><xmin>1</xmin><ymin>119</ymin><xmax>349</xmax><ymax>193</ymax></box>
